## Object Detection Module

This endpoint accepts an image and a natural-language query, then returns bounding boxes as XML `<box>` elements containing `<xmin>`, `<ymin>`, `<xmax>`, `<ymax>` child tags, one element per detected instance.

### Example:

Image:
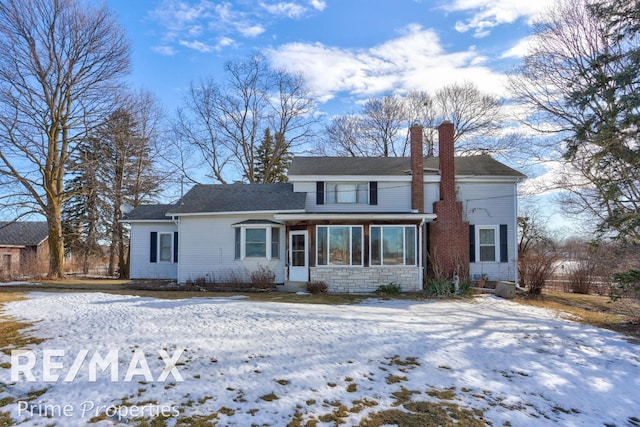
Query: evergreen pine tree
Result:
<box><xmin>254</xmin><ymin>128</ymin><xmax>292</xmax><ymax>183</ymax></box>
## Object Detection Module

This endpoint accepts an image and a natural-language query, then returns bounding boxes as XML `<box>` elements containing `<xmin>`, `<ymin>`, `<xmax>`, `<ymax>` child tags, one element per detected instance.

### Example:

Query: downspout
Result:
<box><xmin>513</xmin><ymin>183</ymin><xmax>519</xmax><ymax>285</ymax></box>
<box><xmin>418</xmin><ymin>218</ymin><xmax>426</xmax><ymax>290</ymax></box>
<box><xmin>172</xmin><ymin>215</ymin><xmax>180</xmax><ymax>284</ymax></box>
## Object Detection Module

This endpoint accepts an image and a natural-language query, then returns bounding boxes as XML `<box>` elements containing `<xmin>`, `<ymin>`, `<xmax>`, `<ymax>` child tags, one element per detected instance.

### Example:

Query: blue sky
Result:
<box><xmin>106</xmin><ymin>0</ymin><xmax>579</xmax><ymax>232</ymax></box>
<box><xmin>107</xmin><ymin>0</ymin><xmax>555</xmax><ymax>117</ymax></box>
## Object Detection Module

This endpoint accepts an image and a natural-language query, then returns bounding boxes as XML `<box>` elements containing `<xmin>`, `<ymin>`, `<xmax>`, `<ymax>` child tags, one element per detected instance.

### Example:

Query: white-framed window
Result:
<box><xmin>325</xmin><ymin>182</ymin><xmax>368</xmax><ymax>204</ymax></box>
<box><xmin>476</xmin><ymin>226</ymin><xmax>498</xmax><ymax>262</ymax></box>
<box><xmin>370</xmin><ymin>225</ymin><xmax>416</xmax><ymax>266</ymax></box>
<box><xmin>316</xmin><ymin>225</ymin><xmax>363</xmax><ymax>266</ymax></box>
<box><xmin>150</xmin><ymin>231</ymin><xmax>176</xmax><ymax>264</ymax></box>
<box><xmin>159</xmin><ymin>232</ymin><xmax>173</xmax><ymax>262</ymax></box>
<box><xmin>234</xmin><ymin>226</ymin><xmax>280</xmax><ymax>260</ymax></box>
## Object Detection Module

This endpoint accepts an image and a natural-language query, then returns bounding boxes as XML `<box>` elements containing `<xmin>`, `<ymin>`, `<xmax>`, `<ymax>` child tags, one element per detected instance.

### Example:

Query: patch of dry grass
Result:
<box><xmin>0</xmin><ymin>292</ymin><xmax>44</xmax><ymax>354</ymax></box>
<box><xmin>515</xmin><ymin>291</ymin><xmax>640</xmax><ymax>340</ymax></box>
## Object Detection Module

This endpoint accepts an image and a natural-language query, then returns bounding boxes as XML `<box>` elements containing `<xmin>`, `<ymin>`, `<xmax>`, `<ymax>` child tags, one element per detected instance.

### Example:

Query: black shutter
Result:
<box><xmin>500</xmin><ymin>224</ymin><xmax>508</xmax><ymax>263</ymax></box>
<box><xmin>369</xmin><ymin>181</ymin><xmax>378</xmax><ymax>205</ymax></box>
<box><xmin>316</xmin><ymin>181</ymin><xmax>324</xmax><ymax>205</ymax></box>
<box><xmin>469</xmin><ymin>225</ymin><xmax>475</xmax><ymax>263</ymax></box>
<box><xmin>173</xmin><ymin>232</ymin><xmax>179</xmax><ymax>263</ymax></box>
<box><xmin>150</xmin><ymin>232</ymin><xmax>157</xmax><ymax>263</ymax></box>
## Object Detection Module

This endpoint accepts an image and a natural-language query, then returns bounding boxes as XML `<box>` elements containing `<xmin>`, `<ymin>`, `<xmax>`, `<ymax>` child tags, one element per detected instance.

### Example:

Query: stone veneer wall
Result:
<box><xmin>310</xmin><ymin>267</ymin><xmax>421</xmax><ymax>293</ymax></box>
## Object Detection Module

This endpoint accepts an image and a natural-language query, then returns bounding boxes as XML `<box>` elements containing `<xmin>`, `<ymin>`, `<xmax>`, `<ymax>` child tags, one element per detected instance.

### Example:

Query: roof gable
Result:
<box><xmin>0</xmin><ymin>222</ymin><xmax>49</xmax><ymax>247</ymax></box>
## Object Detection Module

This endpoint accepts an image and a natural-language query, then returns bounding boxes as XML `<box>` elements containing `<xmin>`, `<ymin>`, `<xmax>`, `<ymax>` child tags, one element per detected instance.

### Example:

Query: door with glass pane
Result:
<box><xmin>289</xmin><ymin>231</ymin><xmax>308</xmax><ymax>282</ymax></box>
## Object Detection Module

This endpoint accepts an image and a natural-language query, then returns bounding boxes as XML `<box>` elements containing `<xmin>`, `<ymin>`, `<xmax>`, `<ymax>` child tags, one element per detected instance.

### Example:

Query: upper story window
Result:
<box><xmin>316</xmin><ymin>181</ymin><xmax>377</xmax><ymax>206</ymax></box>
<box><xmin>326</xmin><ymin>182</ymin><xmax>368</xmax><ymax>204</ymax></box>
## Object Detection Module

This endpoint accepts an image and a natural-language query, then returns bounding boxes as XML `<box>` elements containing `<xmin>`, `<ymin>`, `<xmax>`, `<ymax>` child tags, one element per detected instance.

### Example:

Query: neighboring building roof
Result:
<box><xmin>167</xmin><ymin>183</ymin><xmax>306</xmax><ymax>215</ymax></box>
<box><xmin>123</xmin><ymin>204</ymin><xmax>175</xmax><ymax>221</ymax></box>
<box><xmin>288</xmin><ymin>155</ymin><xmax>526</xmax><ymax>178</ymax></box>
<box><xmin>0</xmin><ymin>222</ymin><xmax>49</xmax><ymax>247</ymax></box>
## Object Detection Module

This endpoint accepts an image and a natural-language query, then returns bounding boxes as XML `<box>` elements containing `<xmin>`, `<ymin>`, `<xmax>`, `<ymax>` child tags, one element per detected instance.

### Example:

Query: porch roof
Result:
<box><xmin>273</xmin><ymin>212</ymin><xmax>437</xmax><ymax>222</ymax></box>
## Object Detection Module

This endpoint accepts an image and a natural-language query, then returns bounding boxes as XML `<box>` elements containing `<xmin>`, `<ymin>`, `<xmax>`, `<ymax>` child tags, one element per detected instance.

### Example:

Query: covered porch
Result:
<box><xmin>274</xmin><ymin>213</ymin><xmax>436</xmax><ymax>293</ymax></box>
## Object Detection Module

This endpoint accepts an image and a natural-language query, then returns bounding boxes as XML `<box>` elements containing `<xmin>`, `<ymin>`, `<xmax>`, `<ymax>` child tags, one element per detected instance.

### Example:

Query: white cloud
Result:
<box><xmin>152</xmin><ymin>45</ymin><xmax>177</xmax><ymax>56</ymax></box>
<box><xmin>443</xmin><ymin>0</ymin><xmax>555</xmax><ymax>37</ymax></box>
<box><xmin>267</xmin><ymin>24</ymin><xmax>508</xmax><ymax>105</ymax></box>
<box><xmin>217</xmin><ymin>37</ymin><xmax>236</xmax><ymax>49</ymax></box>
<box><xmin>239</xmin><ymin>24</ymin><xmax>266</xmax><ymax>38</ymax></box>
<box><xmin>149</xmin><ymin>0</ymin><xmax>322</xmax><ymax>54</ymax></box>
<box><xmin>309</xmin><ymin>0</ymin><xmax>327</xmax><ymax>11</ymax></box>
<box><xmin>178</xmin><ymin>39</ymin><xmax>214</xmax><ymax>52</ymax></box>
<box><xmin>501</xmin><ymin>35</ymin><xmax>536</xmax><ymax>58</ymax></box>
<box><xmin>260</xmin><ymin>2</ymin><xmax>307</xmax><ymax>18</ymax></box>
<box><xmin>150</xmin><ymin>0</ymin><xmax>217</xmax><ymax>34</ymax></box>
<box><xmin>520</xmin><ymin>160</ymin><xmax>590</xmax><ymax>196</ymax></box>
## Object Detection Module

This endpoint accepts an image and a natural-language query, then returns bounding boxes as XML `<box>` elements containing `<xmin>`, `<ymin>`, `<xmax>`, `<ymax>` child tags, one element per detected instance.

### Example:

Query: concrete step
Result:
<box><xmin>277</xmin><ymin>281</ymin><xmax>308</xmax><ymax>293</ymax></box>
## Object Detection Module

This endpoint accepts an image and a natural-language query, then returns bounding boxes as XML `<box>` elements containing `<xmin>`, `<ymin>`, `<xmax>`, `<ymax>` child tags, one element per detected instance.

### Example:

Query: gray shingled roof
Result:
<box><xmin>123</xmin><ymin>204</ymin><xmax>175</xmax><ymax>221</ymax></box>
<box><xmin>288</xmin><ymin>155</ymin><xmax>526</xmax><ymax>178</ymax></box>
<box><xmin>167</xmin><ymin>183</ymin><xmax>306</xmax><ymax>215</ymax></box>
<box><xmin>0</xmin><ymin>222</ymin><xmax>48</xmax><ymax>247</ymax></box>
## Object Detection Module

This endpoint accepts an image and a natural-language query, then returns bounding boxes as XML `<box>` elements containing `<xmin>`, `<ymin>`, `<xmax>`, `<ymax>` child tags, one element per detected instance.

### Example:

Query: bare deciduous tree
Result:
<box><xmin>319</xmin><ymin>82</ymin><xmax>505</xmax><ymax>158</ymax></box>
<box><xmin>0</xmin><ymin>0</ymin><xmax>130</xmax><ymax>278</ymax></box>
<box><xmin>172</xmin><ymin>54</ymin><xmax>316</xmax><ymax>183</ymax></box>
<box><xmin>509</xmin><ymin>0</ymin><xmax>640</xmax><ymax>241</ymax></box>
<box><xmin>517</xmin><ymin>207</ymin><xmax>558</xmax><ymax>296</ymax></box>
<box><xmin>318</xmin><ymin>114</ymin><xmax>368</xmax><ymax>157</ymax></box>
<box><xmin>435</xmin><ymin>81</ymin><xmax>504</xmax><ymax>153</ymax></box>
<box><xmin>361</xmin><ymin>95</ymin><xmax>407</xmax><ymax>157</ymax></box>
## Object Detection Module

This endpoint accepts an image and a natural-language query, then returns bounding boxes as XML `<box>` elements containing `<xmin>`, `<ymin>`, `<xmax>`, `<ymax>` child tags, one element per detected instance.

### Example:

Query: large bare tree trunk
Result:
<box><xmin>46</xmin><ymin>206</ymin><xmax>66</xmax><ymax>279</ymax></box>
<box><xmin>0</xmin><ymin>0</ymin><xmax>130</xmax><ymax>279</ymax></box>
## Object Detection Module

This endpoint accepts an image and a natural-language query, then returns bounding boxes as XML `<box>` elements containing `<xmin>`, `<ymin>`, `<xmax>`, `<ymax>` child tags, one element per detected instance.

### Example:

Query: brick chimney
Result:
<box><xmin>429</xmin><ymin>121</ymin><xmax>469</xmax><ymax>279</ymax></box>
<box><xmin>438</xmin><ymin>121</ymin><xmax>455</xmax><ymax>204</ymax></box>
<box><xmin>410</xmin><ymin>124</ymin><xmax>424</xmax><ymax>213</ymax></box>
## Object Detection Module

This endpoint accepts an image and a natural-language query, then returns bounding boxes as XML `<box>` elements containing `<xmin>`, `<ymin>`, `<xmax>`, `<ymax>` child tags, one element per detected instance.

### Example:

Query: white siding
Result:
<box><xmin>296</xmin><ymin>180</ymin><xmax>413</xmax><ymax>213</ymax></box>
<box><xmin>129</xmin><ymin>222</ymin><xmax>178</xmax><ymax>279</ymax></box>
<box><xmin>423</xmin><ymin>182</ymin><xmax>439</xmax><ymax>214</ymax></box>
<box><xmin>458</xmin><ymin>182</ymin><xmax>519</xmax><ymax>282</ymax></box>
<box><xmin>178</xmin><ymin>214</ymin><xmax>286</xmax><ymax>284</ymax></box>
<box><xmin>294</xmin><ymin>179</ymin><xmax>442</xmax><ymax>214</ymax></box>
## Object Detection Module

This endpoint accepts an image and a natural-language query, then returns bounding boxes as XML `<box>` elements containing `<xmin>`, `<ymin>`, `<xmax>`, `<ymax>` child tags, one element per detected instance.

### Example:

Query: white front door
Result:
<box><xmin>289</xmin><ymin>230</ymin><xmax>308</xmax><ymax>282</ymax></box>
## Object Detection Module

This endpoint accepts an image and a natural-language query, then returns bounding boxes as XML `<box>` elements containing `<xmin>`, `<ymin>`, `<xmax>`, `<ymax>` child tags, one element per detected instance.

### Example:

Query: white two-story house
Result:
<box><xmin>124</xmin><ymin>122</ymin><xmax>525</xmax><ymax>292</ymax></box>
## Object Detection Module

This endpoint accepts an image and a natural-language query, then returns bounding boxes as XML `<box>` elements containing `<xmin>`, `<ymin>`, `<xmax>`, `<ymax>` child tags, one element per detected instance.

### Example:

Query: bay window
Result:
<box><xmin>234</xmin><ymin>225</ymin><xmax>280</xmax><ymax>260</ymax></box>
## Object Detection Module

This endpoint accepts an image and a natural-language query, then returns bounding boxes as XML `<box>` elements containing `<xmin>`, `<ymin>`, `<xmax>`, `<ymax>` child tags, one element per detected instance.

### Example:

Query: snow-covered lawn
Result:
<box><xmin>1</xmin><ymin>292</ymin><xmax>639</xmax><ymax>426</ymax></box>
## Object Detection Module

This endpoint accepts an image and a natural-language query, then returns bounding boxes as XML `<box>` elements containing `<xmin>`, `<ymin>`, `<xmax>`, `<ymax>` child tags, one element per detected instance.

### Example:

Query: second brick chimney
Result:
<box><xmin>410</xmin><ymin>124</ymin><xmax>424</xmax><ymax>213</ymax></box>
<box><xmin>438</xmin><ymin>121</ymin><xmax>456</xmax><ymax>205</ymax></box>
<box><xmin>429</xmin><ymin>121</ymin><xmax>469</xmax><ymax>279</ymax></box>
